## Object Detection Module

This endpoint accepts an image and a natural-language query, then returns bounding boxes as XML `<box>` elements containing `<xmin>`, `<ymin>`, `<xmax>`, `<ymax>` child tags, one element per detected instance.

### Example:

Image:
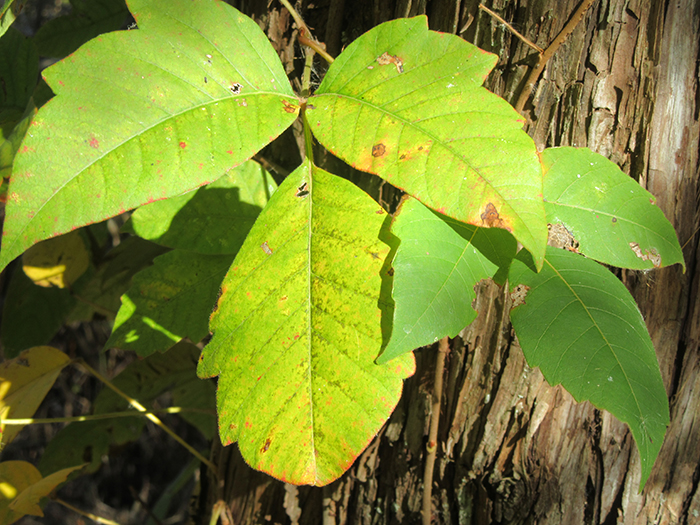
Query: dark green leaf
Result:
<box><xmin>509</xmin><ymin>247</ymin><xmax>669</xmax><ymax>488</ymax></box>
<box><xmin>34</xmin><ymin>0</ymin><xmax>129</xmax><ymax>58</ymax></box>
<box><xmin>125</xmin><ymin>160</ymin><xmax>276</xmax><ymax>254</ymax></box>
<box><xmin>105</xmin><ymin>250</ymin><xmax>233</xmax><ymax>355</ymax></box>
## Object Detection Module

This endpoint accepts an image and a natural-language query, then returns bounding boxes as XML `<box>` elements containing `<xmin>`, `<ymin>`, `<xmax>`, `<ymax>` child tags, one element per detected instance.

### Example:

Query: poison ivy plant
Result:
<box><xmin>0</xmin><ymin>0</ymin><xmax>683</xmax><ymax>501</ymax></box>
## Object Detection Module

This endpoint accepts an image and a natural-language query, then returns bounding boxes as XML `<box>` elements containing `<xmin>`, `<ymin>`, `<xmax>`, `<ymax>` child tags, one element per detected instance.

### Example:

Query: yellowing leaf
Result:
<box><xmin>198</xmin><ymin>160</ymin><xmax>415</xmax><ymax>486</ymax></box>
<box><xmin>9</xmin><ymin>464</ymin><xmax>85</xmax><ymax>516</ymax></box>
<box><xmin>22</xmin><ymin>231</ymin><xmax>89</xmax><ymax>288</ymax></box>
<box><xmin>0</xmin><ymin>461</ymin><xmax>42</xmax><ymax>525</ymax></box>
<box><xmin>0</xmin><ymin>346</ymin><xmax>70</xmax><ymax>445</ymax></box>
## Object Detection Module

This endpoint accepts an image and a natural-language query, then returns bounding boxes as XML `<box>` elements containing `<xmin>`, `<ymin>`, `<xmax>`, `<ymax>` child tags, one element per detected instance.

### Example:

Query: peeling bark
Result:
<box><xmin>199</xmin><ymin>1</ymin><xmax>700</xmax><ymax>523</ymax></box>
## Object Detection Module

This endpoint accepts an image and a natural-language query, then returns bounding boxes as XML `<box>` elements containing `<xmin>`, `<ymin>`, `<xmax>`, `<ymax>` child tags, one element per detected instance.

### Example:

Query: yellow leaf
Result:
<box><xmin>22</xmin><ymin>231</ymin><xmax>89</xmax><ymax>288</ymax></box>
<box><xmin>0</xmin><ymin>461</ymin><xmax>42</xmax><ymax>524</ymax></box>
<box><xmin>0</xmin><ymin>346</ymin><xmax>70</xmax><ymax>445</ymax></box>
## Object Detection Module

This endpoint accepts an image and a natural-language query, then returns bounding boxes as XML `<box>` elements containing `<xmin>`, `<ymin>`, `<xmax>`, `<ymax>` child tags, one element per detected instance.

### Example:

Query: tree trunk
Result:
<box><xmin>199</xmin><ymin>1</ymin><xmax>700</xmax><ymax>523</ymax></box>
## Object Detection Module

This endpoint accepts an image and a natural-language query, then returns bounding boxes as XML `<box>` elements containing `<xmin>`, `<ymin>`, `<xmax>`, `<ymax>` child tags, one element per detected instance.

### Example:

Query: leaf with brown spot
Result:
<box><xmin>307</xmin><ymin>16</ymin><xmax>546</xmax><ymax>267</ymax></box>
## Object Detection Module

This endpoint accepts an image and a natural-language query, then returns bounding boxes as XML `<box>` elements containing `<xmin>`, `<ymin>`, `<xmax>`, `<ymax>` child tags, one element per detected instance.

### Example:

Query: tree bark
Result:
<box><xmin>199</xmin><ymin>1</ymin><xmax>700</xmax><ymax>523</ymax></box>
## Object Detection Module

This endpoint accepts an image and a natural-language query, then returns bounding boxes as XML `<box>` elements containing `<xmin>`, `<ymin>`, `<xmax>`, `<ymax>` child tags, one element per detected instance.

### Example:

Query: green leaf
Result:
<box><xmin>105</xmin><ymin>250</ymin><xmax>233</xmax><ymax>355</ymax></box>
<box><xmin>1</xmin><ymin>0</ymin><xmax>299</xmax><ymax>272</ymax></box>
<box><xmin>40</xmin><ymin>342</ymin><xmax>215</xmax><ymax>474</ymax></box>
<box><xmin>0</xmin><ymin>1</ymin><xmax>24</xmax><ymax>40</ymax></box>
<box><xmin>197</xmin><ymin>160</ymin><xmax>415</xmax><ymax>486</ymax></box>
<box><xmin>378</xmin><ymin>197</ymin><xmax>508</xmax><ymax>363</ymax></box>
<box><xmin>0</xmin><ymin>268</ymin><xmax>77</xmax><ymax>357</ymax></box>
<box><xmin>125</xmin><ymin>160</ymin><xmax>277</xmax><ymax>254</ymax></box>
<box><xmin>0</xmin><ymin>347</ymin><xmax>71</xmax><ymax>445</ymax></box>
<box><xmin>542</xmin><ymin>147</ymin><xmax>684</xmax><ymax>270</ymax></box>
<box><xmin>306</xmin><ymin>16</ymin><xmax>546</xmax><ymax>267</ymax></box>
<box><xmin>0</xmin><ymin>27</ymin><xmax>38</xmax><ymax>178</ymax></box>
<box><xmin>508</xmin><ymin>247</ymin><xmax>669</xmax><ymax>488</ymax></box>
<box><xmin>34</xmin><ymin>0</ymin><xmax>129</xmax><ymax>58</ymax></box>
<box><xmin>69</xmin><ymin>236</ymin><xmax>170</xmax><ymax>320</ymax></box>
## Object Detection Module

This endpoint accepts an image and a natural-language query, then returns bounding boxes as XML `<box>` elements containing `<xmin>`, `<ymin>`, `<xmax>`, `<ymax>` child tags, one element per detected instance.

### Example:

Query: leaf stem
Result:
<box><xmin>514</xmin><ymin>0</ymin><xmax>598</xmax><ymax>113</ymax></box>
<box><xmin>278</xmin><ymin>0</ymin><xmax>334</xmax><ymax>64</ymax></box>
<box><xmin>2</xmin><ymin>406</ymin><xmax>215</xmax><ymax>425</ymax></box>
<box><xmin>422</xmin><ymin>336</ymin><xmax>449</xmax><ymax>525</ymax></box>
<box><xmin>75</xmin><ymin>359</ymin><xmax>217</xmax><ymax>474</ymax></box>
<box><xmin>55</xmin><ymin>497</ymin><xmax>123</xmax><ymax>525</ymax></box>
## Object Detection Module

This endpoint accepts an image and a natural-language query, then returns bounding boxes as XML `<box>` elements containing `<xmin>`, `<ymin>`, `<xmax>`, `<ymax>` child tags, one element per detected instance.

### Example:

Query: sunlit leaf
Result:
<box><xmin>0</xmin><ymin>0</ymin><xmax>299</xmax><ymax>272</ymax></box>
<box><xmin>0</xmin><ymin>461</ymin><xmax>42</xmax><ymax>525</ymax></box>
<box><xmin>198</xmin><ymin>160</ymin><xmax>415</xmax><ymax>486</ymax></box>
<box><xmin>9</xmin><ymin>464</ymin><xmax>85</xmax><ymax>517</ymax></box>
<box><xmin>307</xmin><ymin>16</ymin><xmax>546</xmax><ymax>267</ymax></box>
<box><xmin>22</xmin><ymin>231</ymin><xmax>90</xmax><ymax>288</ymax></box>
<box><xmin>0</xmin><ymin>346</ymin><xmax>70</xmax><ymax>445</ymax></box>
<box><xmin>378</xmin><ymin>197</ymin><xmax>509</xmax><ymax>363</ymax></box>
<box><xmin>105</xmin><ymin>250</ymin><xmax>233</xmax><ymax>355</ymax></box>
<box><xmin>542</xmin><ymin>147</ymin><xmax>684</xmax><ymax>270</ymax></box>
<box><xmin>508</xmin><ymin>247</ymin><xmax>669</xmax><ymax>489</ymax></box>
<box><xmin>126</xmin><ymin>159</ymin><xmax>277</xmax><ymax>254</ymax></box>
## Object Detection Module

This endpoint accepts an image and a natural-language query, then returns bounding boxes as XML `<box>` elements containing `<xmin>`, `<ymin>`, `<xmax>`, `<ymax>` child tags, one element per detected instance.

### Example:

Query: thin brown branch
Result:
<box><xmin>422</xmin><ymin>336</ymin><xmax>450</xmax><ymax>525</ymax></box>
<box><xmin>514</xmin><ymin>0</ymin><xmax>598</xmax><ymax>113</ymax></box>
<box><xmin>278</xmin><ymin>0</ymin><xmax>335</xmax><ymax>64</ymax></box>
<box><xmin>478</xmin><ymin>4</ymin><xmax>543</xmax><ymax>53</ymax></box>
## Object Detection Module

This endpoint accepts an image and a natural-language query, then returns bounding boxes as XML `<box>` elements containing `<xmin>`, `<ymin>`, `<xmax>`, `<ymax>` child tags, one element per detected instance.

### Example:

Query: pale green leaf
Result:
<box><xmin>378</xmin><ymin>197</ymin><xmax>508</xmax><ymax>363</ymax></box>
<box><xmin>307</xmin><ymin>16</ymin><xmax>546</xmax><ymax>267</ymax></box>
<box><xmin>542</xmin><ymin>147</ymin><xmax>684</xmax><ymax>270</ymax></box>
<box><xmin>198</xmin><ymin>160</ymin><xmax>415</xmax><ymax>486</ymax></box>
<box><xmin>1</xmin><ymin>0</ymin><xmax>299</xmax><ymax>272</ymax></box>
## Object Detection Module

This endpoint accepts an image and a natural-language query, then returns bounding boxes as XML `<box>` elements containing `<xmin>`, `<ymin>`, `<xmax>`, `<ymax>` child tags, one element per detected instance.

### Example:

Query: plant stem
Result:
<box><xmin>422</xmin><ymin>336</ymin><xmax>449</xmax><ymax>525</ymax></box>
<box><xmin>301</xmin><ymin>46</ymin><xmax>315</xmax><ymax>98</ymax></box>
<box><xmin>2</xmin><ymin>406</ymin><xmax>215</xmax><ymax>425</ymax></box>
<box><xmin>278</xmin><ymin>0</ymin><xmax>334</xmax><ymax>64</ymax></box>
<box><xmin>514</xmin><ymin>0</ymin><xmax>598</xmax><ymax>113</ymax></box>
<box><xmin>478</xmin><ymin>4</ymin><xmax>543</xmax><ymax>52</ymax></box>
<box><xmin>75</xmin><ymin>359</ymin><xmax>217</xmax><ymax>474</ymax></box>
<box><xmin>55</xmin><ymin>498</ymin><xmax>123</xmax><ymax>525</ymax></box>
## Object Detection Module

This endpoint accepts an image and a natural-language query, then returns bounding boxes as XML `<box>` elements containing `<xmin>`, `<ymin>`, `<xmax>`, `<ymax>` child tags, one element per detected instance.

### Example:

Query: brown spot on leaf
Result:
<box><xmin>372</xmin><ymin>143</ymin><xmax>386</xmax><ymax>157</ymax></box>
<box><xmin>376</xmin><ymin>52</ymin><xmax>404</xmax><ymax>73</ymax></box>
<box><xmin>261</xmin><ymin>438</ymin><xmax>272</xmax><ymax>453</ymax></box>
<box><xmin>629</xmin><ymin>242</ymin><xmax>661</xmax><ymax>267</ymax></box>
<box><xmin>282</xmin><ymin>100</ymin><xmax>298</xmax><ymax>113</ymax></box>
<box><xmin>387</xmin><ymin>267</ymin><xmax>395</xmax><ymax>276</ymax></box>
<box><xmin>548</xmin><ymin>223</ymin><xmax>580</xmax><ymax>253</ymax></box>
<box><xmin>510</xmin><ymin>284</ymin><xmax>530</xmax><ymax>308</ymax></box>
<box><xmin>179</xmin><ymin>141</ymin><xmax>186</xmax><ymax>149</ymax></box>
<box><xmin>229</xmin><ymin>83</ymin><xmax>242</xmax><ymax>95</ymax></box>
<box><xmin>480</xmin><ymin>203</ymin><xmax>505</xmax><ymax>228</ymax></box>
<box><xmin>261</xmin><ymin>241</ymin><xmax>273</xmax><ymax>255</ymax></box>
<box><xmin>89</xmin><ymin>138</ymin><xmax>99</xmax><ymax>149</ymax></box>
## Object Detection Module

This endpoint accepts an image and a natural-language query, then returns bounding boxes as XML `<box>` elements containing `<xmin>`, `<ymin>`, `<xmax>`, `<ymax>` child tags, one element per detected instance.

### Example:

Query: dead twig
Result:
<box><xmin>422</xmin><ymin>336</ymin><xmax>450</xmax><ymax>525</ymax></box>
